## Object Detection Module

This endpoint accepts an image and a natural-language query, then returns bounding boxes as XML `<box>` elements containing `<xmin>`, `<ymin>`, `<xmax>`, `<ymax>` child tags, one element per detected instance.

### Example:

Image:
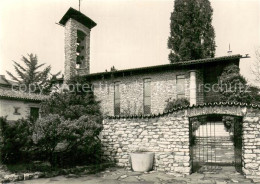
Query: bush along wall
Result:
<box><xmin>0</xmin><ymin>115</ymin><xmax>105</xmax><ymax>170</ymax></box>
<box><xmin>0</xmin><ymin>117</ymin><xmax>33</xmax><ymax>164</ymax></box>
<box><xmin>0</xmin><ymin>77</ymin><xmax>107</xmax><ymax>169</ymax></box>
<box><xmin>37</xmin><ymin>76</ymin><xmax>105</xmax><ymax>167</ymax></box>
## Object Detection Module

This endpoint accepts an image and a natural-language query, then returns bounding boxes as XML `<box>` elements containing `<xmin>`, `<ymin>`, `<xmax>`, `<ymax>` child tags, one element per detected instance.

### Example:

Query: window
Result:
<box><xmin>143</xmin><ymin>78</ymin><xmax>151</xmax><ymax>114</ymax></box>
<box><xmin>176</xmin><ymin>75</ymin><xmax>185</xmax><ymax>99</ymax></box>
<box><xmin>114</xmin><ymin>82</ymin><xmax>120</xmax><ymax>115</ymax></box>
<box><xmin>30</xmin><ymin>107</ymin><xmax>39</xmax><ymax>122</ymax></box>
<box><xmin>13</xmin><ymin>107</ymin><xmax>21</xmax><ymax>115</ymax></box>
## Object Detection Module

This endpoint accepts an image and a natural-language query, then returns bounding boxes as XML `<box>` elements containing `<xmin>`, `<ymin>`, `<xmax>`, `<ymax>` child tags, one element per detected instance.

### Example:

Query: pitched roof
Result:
<box><xmin>85</xmin><ymin>54</ymin><xmax>245</xmax><ymax>80</ymax></box>
<box><xmin>0</xmin><ymin>75</ymin><xmax>17</xmax><ymax>87</ymax></box>
<box><xmin>0</xmin><ymin>88</ymin><xmax>47</xmax><ymax>102</ymax></box>
<box><xmin>59</xmin><ymin>7</ymin><xmax>97</xmax><ymax>29</ymax></box>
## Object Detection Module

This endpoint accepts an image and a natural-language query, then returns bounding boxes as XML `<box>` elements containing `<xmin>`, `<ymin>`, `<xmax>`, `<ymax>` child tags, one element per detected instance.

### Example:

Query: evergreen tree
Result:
<box><xmin>38</xmin><ymin>77</ymin><xmax>103</xmax><ymax>166</ymax></box>
<box><xmin>6</xmin><ymin>53</ymin><xmax>60</xmax><ymax>94</ymax></box>
<box><xmin>40</xmin><ymin>76</ymin><xmax>102</xmax><ymax>122</ymax></box>
<box><xmin>218</xmin><ymin>64</ymin><xmax>252</xmax><ymax>103</ymax></box>
<box><xmin>168</xmin><ymin>0</ymin><xmax>216</xmax><ymax>63</ymax></box>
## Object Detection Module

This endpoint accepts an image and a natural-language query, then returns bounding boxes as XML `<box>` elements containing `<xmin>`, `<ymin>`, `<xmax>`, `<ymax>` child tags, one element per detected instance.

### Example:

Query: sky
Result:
<box><xmin>0</xmin><ymin>0</ymin><xmax>259</xmax><ymax>85</ymax></box>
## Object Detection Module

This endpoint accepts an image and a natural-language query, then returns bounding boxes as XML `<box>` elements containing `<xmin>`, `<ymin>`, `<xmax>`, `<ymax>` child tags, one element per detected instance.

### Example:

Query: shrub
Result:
<box><xmin>35</xmin><ymin>76</ymin><xmax>104</xmax><ymax>167</ymax></box>
<box><xmin>32</xmin><ymin>114</ymin><xmax>66</xmax><ymax>166</ymax></box>
<box><xmin>0</xmin><ymin>117</ymin><xmax>33</xmax><ymax>164</ymax></box>
<box><xmin>0</xmin><ymin>76</ymin><xmax>105</xmax><ymax>168</ymax></box>
<box><xmin>164</xmin><ymin>98</ymin><xmax>190</xmax><ymax>112</ymax></box>
<box><xmin>41</xmin><ymin>91</ymin><xmax>102</xmax><ymax>122</ymax></box>
<box><xmin>33</xmin><ymin>114</ymin><xmax>103</xmax><ymax>166</ymax></box>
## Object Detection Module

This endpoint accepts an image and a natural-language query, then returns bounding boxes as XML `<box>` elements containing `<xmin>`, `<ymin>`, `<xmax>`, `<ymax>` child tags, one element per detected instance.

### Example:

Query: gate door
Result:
<box><xmin>190</xmin><ymin>115</ymin><xmax>242</xmax><ymax>173</ymax></box>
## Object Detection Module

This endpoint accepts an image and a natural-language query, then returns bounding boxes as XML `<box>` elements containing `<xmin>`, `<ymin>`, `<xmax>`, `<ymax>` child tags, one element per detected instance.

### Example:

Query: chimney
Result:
<box><xmin>58</xmin><ymin>7</ymin><xmax>97</xmax><ymax>81</ymax></box>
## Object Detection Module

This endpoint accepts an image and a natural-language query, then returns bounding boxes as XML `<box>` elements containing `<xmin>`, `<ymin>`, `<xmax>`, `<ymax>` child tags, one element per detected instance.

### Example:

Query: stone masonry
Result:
<box><xmin>101</xmin><ymin>103</ymin><xmax>260</xmax><ymax>182</ymax></box>
<box><xmin>64</xmin><ymin>18</ymin><xmax>91</xmax><ymax>81</ymax></box>
<box><xmin>242</xmin><ymin>109</ymin><xmax>260</xmax><ymax>182</ymax></box>
<box><xmin>92</xmin><ymin>69</ymin><xmax>204</xmax><ymax>116</ymax></box>
<box><xmin>102</xmin><ymin>111</ymin><xmax>190</xmax><ymax>177</ymax></box>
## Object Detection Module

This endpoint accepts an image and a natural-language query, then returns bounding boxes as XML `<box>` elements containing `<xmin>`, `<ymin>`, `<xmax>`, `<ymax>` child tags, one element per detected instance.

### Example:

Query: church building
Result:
<box><xmin>59</xmin><ymin>7</ymin><xmax>245</xmax><ymax>116</ymax></box>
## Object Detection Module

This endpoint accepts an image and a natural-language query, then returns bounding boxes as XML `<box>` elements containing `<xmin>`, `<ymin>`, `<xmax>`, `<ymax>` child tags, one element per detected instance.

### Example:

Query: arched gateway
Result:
<box><xmin>102</xmin><ymin>102</ymin><xmax>260</xmax><ymax>181</ymax></box>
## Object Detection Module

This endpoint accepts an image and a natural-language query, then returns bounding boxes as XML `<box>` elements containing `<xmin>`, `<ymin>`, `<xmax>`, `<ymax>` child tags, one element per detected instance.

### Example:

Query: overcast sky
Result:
<box><xmin>0</xmin><ymin>0</ymin><xmax>259</xmax><ymax>85</ymax></box>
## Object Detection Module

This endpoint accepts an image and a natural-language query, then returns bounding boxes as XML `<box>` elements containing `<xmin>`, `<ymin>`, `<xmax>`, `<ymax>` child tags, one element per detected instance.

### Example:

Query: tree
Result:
<box><xmin>168</xmin><ymin>0</ymin><xmax>216</xmax><ymax>63</ymax></box>
<box><xmin>247</xmin><ymin>85</ymin><xmax>260</xmax><ymax>105</ymax></box>
<box><xmin>37</xmin><ymin>77</ymin><xmax>103</xmax><ymax>166</ymax></box>
<box><xmin>6</xmin><ymin>53</ymin><xmax>60</xmax><ymax>94</ymax></box>
<box><xmin>218</xmin><ymin>64</ymin><xmax>253</xmax><ymax>103</ymax></box>
<box><xmin>41</xmin><ymin>77</ymin><xmax>102</xmax><ymax>121</ymax></box>
<box><xmin>32</xmin><ymin>114</ymin><xmax>66</xmax><ymax>165</ymax></box>
<box><xmin>33</xmin><ymin>114</ymin><xmax>102</xmax><ymax>166</ymax></box>
<box><xmin>214</xmin><ymin>63</ymin><xmax>260</xmax><ymax>105</ymax></box>
<box><xmin>0</xmin><ymin>117</ymin><xmax>33</xmax><ymax>164</ymax></box>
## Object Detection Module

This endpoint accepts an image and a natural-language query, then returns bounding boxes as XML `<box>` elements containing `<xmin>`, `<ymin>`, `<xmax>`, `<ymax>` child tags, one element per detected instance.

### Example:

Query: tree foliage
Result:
<box><xmin>0</xmin><ymin>78</ymin><xmax>104</xmax><ymax>166</ymax></box>
<box><xmin>32</xmin><ymin>114</ymin><xmax>66</xmax><ymax>164</ymax></box>
<box><xmin>164</xmin><ymin>98</ymin><xmax>190</xmax><ymax>112</ymax></box>
<box><xmin>41</xmin><ymin>77</ymin><xmax>102</xmax><ymax>121</ymax></box>
<box><xmin>218</xmin><ymin>64</ymin><xmax>260</xmax><ymax>104</ymax></box>
<box><xmin>168</xmin><ymin>0</ymin><xmax>216</xmax><ymax>63</ymax></box>
<box><xmin>6</xmin><ymin>53</ymin><xmax>60</xmax><ymax>94</ymax></box>
<box><xmin>33</xmin><ymin>114</ymin><xmax>102</xmax><ymax>166</ymax></box>
<box><xmin>37</xmin><ymin>77</ymin><xmax>103</xmax><ymax>166</ymax></box>
<box><xmin>247</xmin><ymin>85</ymin><xmax>260</xmax><ymax>105</ymax></box>
<box><xmin>0</xmin><ymin>117</ymin><xmax>33</xmax><ymax>164</ymax></box>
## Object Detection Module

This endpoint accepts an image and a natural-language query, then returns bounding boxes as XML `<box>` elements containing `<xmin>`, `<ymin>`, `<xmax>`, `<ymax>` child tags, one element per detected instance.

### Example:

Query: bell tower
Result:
<box><xmin>59</xmin><ymin>7</ymin><xmax>97</xmax><ymax>81</ymax></box>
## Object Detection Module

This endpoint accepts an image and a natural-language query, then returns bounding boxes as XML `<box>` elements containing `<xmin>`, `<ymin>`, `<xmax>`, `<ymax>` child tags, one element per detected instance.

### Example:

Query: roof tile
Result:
<box><xmin>0</xmin><ymin>88</ymin><xmax>47</xmax><ymax>102</ymax></box>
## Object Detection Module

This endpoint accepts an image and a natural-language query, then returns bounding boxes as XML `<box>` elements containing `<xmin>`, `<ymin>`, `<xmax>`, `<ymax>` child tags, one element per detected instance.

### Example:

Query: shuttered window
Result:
<box><xmin>114</xmin><ymin>82</ymin><xmax>120</xmax><ymax>115</ymax></box>
<box><xmin>177</xmin><ymin>75</ymin><xmax>185</xmax><ymax>99</ymax></box>
<box><xmin>143</xmin><ymin>79</ymin><xmax>151</xmax><ymax>114</ymax></box>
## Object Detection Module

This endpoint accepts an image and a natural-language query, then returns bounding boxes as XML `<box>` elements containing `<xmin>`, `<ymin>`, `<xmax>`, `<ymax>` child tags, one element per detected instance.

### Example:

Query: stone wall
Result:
<box><xmin>242</xmin><ymin>109</ymin><xmax>260</xmax><ymax>182</ymax></box>
<box><xmin>92</xmin><ymin>69</ymin><xmax>204</xmax><ymax>116</ymax></box>
<box><xmin>64</xmin><ymin>18</ymin><xmax>91</xmax><ymax>81</ymax></box>
<box><xmin>102</xmin><ymin>111</ymin><xmax>191</xmax><ymax>176</ymax></box>
<box><xmin>101</xmin><ymin>104</ymin><xmax>260</xmax><ymax>182</ymax></box>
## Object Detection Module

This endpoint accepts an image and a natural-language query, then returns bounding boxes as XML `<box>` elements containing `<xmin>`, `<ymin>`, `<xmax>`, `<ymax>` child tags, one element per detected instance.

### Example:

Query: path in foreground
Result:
<box><xmin>13</xmin><ymin>166</ymin><xmax>255</xmax><ymax>184</ymax></box>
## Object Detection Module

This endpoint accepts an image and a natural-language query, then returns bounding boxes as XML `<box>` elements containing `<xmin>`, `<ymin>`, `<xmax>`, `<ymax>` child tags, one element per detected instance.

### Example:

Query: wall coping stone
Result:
<box><xmin>106</xmin><ymin>101</ymin><xmax>260</xmax><ymax>119</ymax></box>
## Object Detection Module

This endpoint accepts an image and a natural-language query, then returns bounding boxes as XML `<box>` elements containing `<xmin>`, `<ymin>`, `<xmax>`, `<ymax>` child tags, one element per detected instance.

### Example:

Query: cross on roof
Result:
<box><xmin>79</xmin><ymin>0</ymin><xmax>81</xmax><ymax>12</ymax></box>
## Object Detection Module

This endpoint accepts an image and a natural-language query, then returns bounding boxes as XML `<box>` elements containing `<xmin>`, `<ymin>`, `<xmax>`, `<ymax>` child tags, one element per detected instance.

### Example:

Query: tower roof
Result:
<box><xmin>59</xmin><ymin>7</ymin><xmax>97</xmax><ymax>29</ymax></box>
